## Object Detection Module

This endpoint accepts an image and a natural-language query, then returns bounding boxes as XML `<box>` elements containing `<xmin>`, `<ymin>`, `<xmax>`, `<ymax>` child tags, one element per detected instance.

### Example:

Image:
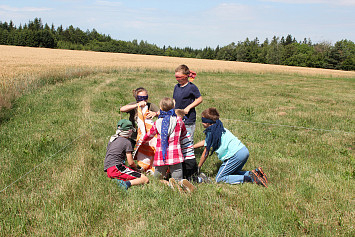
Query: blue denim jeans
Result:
<box><xmin>215</xmin><ymin>146</ymin><xmax>250</xmax><ymax>184</ymax></box>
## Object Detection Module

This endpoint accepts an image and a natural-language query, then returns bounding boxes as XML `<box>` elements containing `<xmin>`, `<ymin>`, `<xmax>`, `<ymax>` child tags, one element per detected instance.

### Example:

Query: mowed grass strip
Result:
<box><xmin>0</xmin><ymin>70</ymin><xmax>354</xmax><ymax>236</ymax></box>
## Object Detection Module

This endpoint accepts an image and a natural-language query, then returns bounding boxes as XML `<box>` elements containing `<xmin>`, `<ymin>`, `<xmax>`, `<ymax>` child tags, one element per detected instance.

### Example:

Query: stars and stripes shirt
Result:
<box><xmin>142</xmin><ymin>117</ymin><xmax>188</xmax><ymax>166</ymax></box>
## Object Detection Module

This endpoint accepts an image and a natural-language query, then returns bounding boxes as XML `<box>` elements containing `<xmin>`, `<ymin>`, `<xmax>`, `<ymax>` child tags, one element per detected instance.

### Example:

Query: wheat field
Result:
<box><xmin>1</xmin><ymin>45</ymin><xmax>354</xmax><ymax>109</ymax></box>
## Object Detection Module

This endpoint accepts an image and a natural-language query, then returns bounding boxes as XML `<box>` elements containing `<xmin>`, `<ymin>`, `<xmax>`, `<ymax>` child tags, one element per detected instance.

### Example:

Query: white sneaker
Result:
<box><xmin>146</xmin><ymin>169</ymin><xmax>154</xmax><ymax>175</ymax></box>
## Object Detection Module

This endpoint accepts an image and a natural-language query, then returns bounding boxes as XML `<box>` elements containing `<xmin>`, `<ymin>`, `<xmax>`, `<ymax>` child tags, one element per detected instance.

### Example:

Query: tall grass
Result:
<box><xmin>0</xmin><ymin>69</ymin><xmax>354</xmax><ymax>236</ymax></box>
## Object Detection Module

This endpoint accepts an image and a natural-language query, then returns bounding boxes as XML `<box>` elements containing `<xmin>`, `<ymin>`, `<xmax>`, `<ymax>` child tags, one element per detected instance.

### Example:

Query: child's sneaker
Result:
<box><xmin>169</xmin><ymin>178</ymin><xmax>183</xmax><ymax>193</ymax></box>
<box><xmin>198</xmin><ymin>172</ymin><xmax>212</xmax><ymax>183</ymax></box>
<box><xmin>250</xmin><ymin>170</ymin><xmax>268</xmax><ymax>188</ymax></box>
<box><xmin>146</xmin><ymin>168</ymin><xmax>154</xmax><ymax>175</ymax></box>
<box><xmin>179</xmin><ymin>179</ymin><xmax>196</xmax><ymax>193</ymax></box>
<box><xmin>256</xmin><ymin>167</ymin><xmax>268</xmax><ymax>183</ymax></box>
<box><xmin>115</xmin><ymin>179</ymin><xmax>129</xmax><ymax>191</ymax></box>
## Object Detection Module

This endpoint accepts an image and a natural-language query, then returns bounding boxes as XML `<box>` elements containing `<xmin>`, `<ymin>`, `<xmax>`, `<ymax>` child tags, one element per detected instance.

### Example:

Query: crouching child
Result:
<box><xmin>194</xmin><ymin>108</ymin><xmax>268</xmax><ymax>187</ymax></box>
<box><xmin>104</xmin><ymin>119</ymin><xmax>149</xmax><ymax>190</ymax></box>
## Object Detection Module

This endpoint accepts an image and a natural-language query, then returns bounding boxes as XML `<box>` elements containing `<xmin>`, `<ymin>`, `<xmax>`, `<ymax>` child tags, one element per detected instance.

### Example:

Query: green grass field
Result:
<box><xmin>0</xmin><ymin>69</ymin><xmax>354</xmax><ymax>236</ymax></box>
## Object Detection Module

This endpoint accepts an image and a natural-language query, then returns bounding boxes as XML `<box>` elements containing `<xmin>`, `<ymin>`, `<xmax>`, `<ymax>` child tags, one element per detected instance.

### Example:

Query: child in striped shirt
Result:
<box><xmin>176</xmin><ymin>109</ymin><xmax>210</xmax><ymax>183</ymax></box>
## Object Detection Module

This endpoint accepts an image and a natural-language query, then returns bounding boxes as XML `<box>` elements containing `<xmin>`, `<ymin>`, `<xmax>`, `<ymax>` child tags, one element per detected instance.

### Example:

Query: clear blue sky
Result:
<box><xmin>1</xmin><ymin>0</ymin><xmax>354</xmax><ymax>49</ymax></box>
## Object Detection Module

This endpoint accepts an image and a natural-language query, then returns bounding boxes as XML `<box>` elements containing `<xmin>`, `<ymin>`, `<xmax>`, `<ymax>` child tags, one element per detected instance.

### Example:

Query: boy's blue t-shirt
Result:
<box><xmin>205</xmin><ymin>128</ymin><xmax>245</xmax><ymax>162</ymax></box>
<box><xmin>173</xmin><ymin>82</ymin><xmax>201</xmax><ymax>125</ymax></box>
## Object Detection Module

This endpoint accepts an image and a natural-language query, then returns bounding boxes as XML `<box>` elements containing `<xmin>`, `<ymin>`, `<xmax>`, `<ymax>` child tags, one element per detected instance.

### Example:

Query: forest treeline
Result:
<box><xmin>1</xmin><ymin>18</ymin><xmax>354</xmax><ymax>71</ymax></box>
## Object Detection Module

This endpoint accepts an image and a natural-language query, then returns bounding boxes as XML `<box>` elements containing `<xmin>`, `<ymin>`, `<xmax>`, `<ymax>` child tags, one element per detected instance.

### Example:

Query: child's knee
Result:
<box><xmin>141</xmin><ymin>174</ymin><xmax>149</xmax><ymax>184</ymax></box>
<box><xmin>215</xmin><ymin>175</ymin><xmax>226</xmax><ymax>183</ymax></box>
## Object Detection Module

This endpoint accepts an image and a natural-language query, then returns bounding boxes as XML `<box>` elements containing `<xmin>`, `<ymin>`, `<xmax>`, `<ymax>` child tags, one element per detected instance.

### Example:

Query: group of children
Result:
<box><xmin>103</xmin><ymin>64</ymin><xmax>268</xmax><ymax>193</ymax></box>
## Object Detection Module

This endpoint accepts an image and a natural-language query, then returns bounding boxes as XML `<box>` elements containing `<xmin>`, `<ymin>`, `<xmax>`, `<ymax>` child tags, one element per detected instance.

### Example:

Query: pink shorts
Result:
<box><xmin>106</xmin><ymin>164</ymin><xmax>141</xmax><ymax>181</ymax></box>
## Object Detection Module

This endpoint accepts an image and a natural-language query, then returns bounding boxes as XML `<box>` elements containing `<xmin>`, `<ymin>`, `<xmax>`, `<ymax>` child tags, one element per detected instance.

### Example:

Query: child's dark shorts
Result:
<box><xmin>182</xmin><ymin>159</ymin><xmax>198</xmax><ymax>179</ymax></box>
<box><xmin>106</xmin><ymin>163</ymin><xmax>141</xmax><ymax>181</ymax></box>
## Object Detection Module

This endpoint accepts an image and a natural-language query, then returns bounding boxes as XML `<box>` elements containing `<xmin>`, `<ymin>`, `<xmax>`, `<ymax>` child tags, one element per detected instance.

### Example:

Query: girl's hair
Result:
<box><xmin>175</xmin><ymin>64</ymin><xmax>190</xmax><ymax>75</ymax></box>
<box><xmin>160</xmin><ymin>97</ymin><xmax>175</xmax><ymax>112</ymax></box>
<box><xmin>132</xmin><ymin>87</ymin><xmax>148</xmax><ymax>99</ymax></box>
<box><xmin>201</xmin><ymin>108</ymin><xmax>220</xmax><ymax>122</ymax></box>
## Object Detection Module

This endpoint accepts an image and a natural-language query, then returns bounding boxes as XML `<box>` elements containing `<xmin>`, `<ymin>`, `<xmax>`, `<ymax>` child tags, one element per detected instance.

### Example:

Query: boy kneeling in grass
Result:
<box><xmin>194</xmin><ymin>108</ymin><xmax>268</xmax><ymax>187</ymax></box>
<box><xmin>104</xmin><ymin>119</ymin><xmax>149</xmax><ymax>190</ymax></box>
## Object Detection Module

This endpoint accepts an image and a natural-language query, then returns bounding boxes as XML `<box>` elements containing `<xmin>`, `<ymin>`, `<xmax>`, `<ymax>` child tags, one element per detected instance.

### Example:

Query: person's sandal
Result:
<box><xmin>256</xmin><ymin>167</ymin><xmax>268</xmax><ymax>183</ymax></box>
<box><xmin>250</xmin><ymin>170</ymin><xmax>268</xmax><ymax>188</ymax></box>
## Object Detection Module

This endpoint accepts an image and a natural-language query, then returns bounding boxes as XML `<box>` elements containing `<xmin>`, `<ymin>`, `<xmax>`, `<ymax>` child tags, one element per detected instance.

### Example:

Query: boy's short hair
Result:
<box><xmin>175</xmin><ymin>64</ymin><xmax>190</xmax><ymax>75</ymax></box>
<box><xmin>132</xmin><ymin>87</ymin><xmax>148</xmax><ymax>99</ymax></box>
<box><xmin>175</xmin><ymin>109</ymin><xmax>185</xmax><ymax>119</ymax></box>
<box><xmin>201</xmin><ymin>108</ymin><xmax>220</xmax><ymax>122</ymax></box>
<box><xmin>160</xmin><ymin>97</ymin><xmax>175</xmax><ymax>111</ymax></box>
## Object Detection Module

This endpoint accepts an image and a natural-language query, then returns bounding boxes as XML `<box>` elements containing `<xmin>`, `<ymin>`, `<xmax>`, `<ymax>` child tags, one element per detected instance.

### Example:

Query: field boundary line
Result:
<box><xmin>0</xmin><ymin>134</ymin><xmax>85</xmax><ymax>194</ymax></box>
<box><xmin>221</xmin><ymin>118</ymin><xmax>355</xmax><ymax>135</ymax></box>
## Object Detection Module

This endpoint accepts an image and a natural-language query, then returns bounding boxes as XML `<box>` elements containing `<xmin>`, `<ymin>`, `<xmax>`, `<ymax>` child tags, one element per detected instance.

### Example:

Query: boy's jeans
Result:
<box><xmin>215</xmin><ymin>146</ymin><xmax>251</xmax><ymax>184</ymax></box>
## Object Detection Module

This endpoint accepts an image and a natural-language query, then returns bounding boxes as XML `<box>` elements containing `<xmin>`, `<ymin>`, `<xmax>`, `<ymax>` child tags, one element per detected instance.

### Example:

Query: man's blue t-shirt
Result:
<box><xmin>173</xmin><ymin>82</ymin><xmax>201</xmax><ymax>125</ymax></box>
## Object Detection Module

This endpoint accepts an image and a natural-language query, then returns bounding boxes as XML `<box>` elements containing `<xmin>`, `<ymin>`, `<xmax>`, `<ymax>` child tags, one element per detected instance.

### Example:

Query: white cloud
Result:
<box><xmin>261</xmin><ymin>0</ymin><xmax>355</xmax><ymax>6</ymax></box>
<box><xmin>95</xmin><ymin>1</ymin><xmax>123</xmax><ymax>7</ymax></box>
<box><xmin>209</xmin><ymin>3</ymin><xmax>255</xmax><ymax>21</ymax></box>
<box><xmin>0</xmin><ymin>5</ymin><xmax>52</xmax><ymax>12</ymax></box>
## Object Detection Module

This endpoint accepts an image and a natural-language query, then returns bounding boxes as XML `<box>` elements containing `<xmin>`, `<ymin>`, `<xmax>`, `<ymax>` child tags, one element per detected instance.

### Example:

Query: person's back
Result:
<box><xmin>104</xmin><ymin>136</ymin><xmax>133</xmax><ymax>171</ymax></box>
<box><xmin>142</xmin><ymin>99</ymin><xmax>187</xmax><ymax>167</ymax></box>
<box><xmin>207</xmin><ymin>128</ymin><xmax>245</xmax><ymax>162</ymax></box>
<box><xmin>141</xmin><ymin>97</ymin><xmax>196</xmax><ymax>193</ymax></box>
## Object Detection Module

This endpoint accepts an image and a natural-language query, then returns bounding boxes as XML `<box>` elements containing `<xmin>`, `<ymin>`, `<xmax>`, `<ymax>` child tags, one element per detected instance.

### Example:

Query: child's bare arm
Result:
<box><xmin>126</xmin><ymin>152</ymin><xmax>138</xmax><ymax>171</ymax></box>
<box><xmin>198</xmin><ymin>147</ymin><xmax>208</xmax><ymax>168</ymax></box>
<box><xmin>139</xmin><ymin>125</ymin><xmax>157</xmax><ymax>145</ymax></box>
<box><xmin>184</xmin><ymin>96</ymin><xmax>203</xmax><ymax>114</ymax></box>
<box><xmin>193</xmin><ymin>140</ymin><xmax>205</xmax><ymax>149</ymax></box>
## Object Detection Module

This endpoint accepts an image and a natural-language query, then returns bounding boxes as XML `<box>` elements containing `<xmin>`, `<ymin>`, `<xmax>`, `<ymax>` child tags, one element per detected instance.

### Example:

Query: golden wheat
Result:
<box><xmin>1</xmin><ymin>45</ymin><xmax>354</xmax><ymax>109</ymax></box>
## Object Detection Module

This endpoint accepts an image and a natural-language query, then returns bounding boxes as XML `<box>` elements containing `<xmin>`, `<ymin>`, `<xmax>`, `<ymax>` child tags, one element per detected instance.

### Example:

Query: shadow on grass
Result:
<box><xmin>0</xmin><ymin>106</ymin><xmax>14</xmax><ymax>126</ymax></box>
<box><xmin>194</xmin><ymin>147</ymin><xmax>222</xmax><ymax>177</ymax></box>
